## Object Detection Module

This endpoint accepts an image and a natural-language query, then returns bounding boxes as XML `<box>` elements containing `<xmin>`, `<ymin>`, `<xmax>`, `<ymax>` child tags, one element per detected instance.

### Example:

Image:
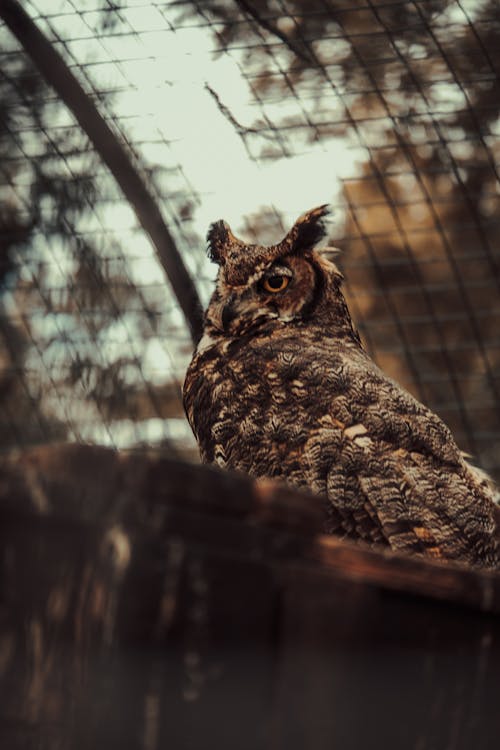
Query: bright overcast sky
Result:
<box><xmin>28</xmin><ymin>0</ymin><xmax>359</xmax><ymax>240</ymax></box>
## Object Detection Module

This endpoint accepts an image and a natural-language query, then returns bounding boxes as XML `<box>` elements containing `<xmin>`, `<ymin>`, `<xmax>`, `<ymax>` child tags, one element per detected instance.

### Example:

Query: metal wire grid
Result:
<box><xmin>0</xmin><ymin>0</ymin><xmax>499</xmax><ymax>477</ymax></box>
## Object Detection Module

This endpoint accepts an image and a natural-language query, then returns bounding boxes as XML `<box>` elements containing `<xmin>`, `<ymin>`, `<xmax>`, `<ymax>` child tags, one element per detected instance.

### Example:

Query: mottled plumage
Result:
<box><xmin>183</xmin><ymin>206</ymin><xmax>500</xmax><ymax>568</ymax></box>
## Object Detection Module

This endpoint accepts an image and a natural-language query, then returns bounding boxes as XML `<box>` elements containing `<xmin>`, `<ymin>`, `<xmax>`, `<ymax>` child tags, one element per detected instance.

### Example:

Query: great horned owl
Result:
<box><xmin>183</xmin><ymin>206</ymin><xmax>499</xmax><ymax>568</ymax></box>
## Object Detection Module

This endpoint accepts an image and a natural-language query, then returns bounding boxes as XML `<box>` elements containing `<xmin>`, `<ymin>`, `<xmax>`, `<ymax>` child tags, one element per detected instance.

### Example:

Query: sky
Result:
<box><xmin>28</xmin><ymin>0</ymin><xmax>359</xmax><ymax>238</ymax></box>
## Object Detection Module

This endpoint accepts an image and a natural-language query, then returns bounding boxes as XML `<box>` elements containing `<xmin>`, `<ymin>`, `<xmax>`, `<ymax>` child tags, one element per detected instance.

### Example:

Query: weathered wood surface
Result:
<box><xmin>1</xmin><ymin>444</ymin><xmax>500</xmax><ymax>749</ymax></box>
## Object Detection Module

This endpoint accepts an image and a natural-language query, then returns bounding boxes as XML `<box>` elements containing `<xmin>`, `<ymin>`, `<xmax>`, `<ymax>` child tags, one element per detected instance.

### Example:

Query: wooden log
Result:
<box><xmin>0</xmin><ymin>444</ymin><xmax>500</xmax><ymax>749</ymax></box>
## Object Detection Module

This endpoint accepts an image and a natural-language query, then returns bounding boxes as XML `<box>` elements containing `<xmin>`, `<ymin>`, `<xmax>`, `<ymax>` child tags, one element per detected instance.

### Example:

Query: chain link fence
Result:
<box><xmin>0</xmin><ymin>0</ymin><xmax>499</xmax><ymax>478</ymax></box>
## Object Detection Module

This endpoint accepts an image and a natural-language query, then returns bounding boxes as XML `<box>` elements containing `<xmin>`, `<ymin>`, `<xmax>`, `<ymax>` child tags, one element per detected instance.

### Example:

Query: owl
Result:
<box><xmin>183</xmin><ymin>205</ymin><xmax>500</xmax><ymax>569</ymax></box>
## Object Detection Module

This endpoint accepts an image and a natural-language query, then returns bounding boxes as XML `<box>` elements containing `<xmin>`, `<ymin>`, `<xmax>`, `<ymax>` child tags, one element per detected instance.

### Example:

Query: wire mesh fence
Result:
<box><xmin>0</xmin><ymin>0</ymin><xmax>499</xmax><ymax>478</ymax></box>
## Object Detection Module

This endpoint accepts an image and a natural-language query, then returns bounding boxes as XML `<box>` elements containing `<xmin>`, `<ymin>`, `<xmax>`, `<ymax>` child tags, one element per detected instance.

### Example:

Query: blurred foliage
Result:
<box><xmin>0</xmin><ymin>48</ymin><xmax>176</xmax><ymax>449</ymax></box>
<box><xmin>178</xmin><ymin>0</ymin><xmax>449</xmax><ymax>94</ymax></box>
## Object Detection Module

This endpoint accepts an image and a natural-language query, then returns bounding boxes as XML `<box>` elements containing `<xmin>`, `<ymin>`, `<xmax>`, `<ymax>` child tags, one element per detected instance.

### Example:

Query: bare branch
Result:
<box><xmin>205</xmin><ymin>83</ymin><xmax>274</xmax><ymax>143</ymax></box>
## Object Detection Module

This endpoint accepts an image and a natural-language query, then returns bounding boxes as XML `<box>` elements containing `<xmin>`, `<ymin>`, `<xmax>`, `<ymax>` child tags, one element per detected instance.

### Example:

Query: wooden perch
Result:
<box><xmin>1</xmin><ymin>443</ymin><xmax>500</xmax><ymax>749</ymax></box>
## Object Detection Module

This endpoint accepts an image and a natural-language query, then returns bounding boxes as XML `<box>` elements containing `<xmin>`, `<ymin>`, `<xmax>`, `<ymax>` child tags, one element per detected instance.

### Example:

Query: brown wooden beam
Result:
<box><xmin>2</xmin><ymin>444</ymin><xmax>500</xmax><ymax>749</ymax></box>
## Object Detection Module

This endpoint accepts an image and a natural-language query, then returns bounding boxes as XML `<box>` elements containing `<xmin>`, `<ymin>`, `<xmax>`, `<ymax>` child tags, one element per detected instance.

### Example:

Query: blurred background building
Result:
<box><xmin>0</xmin><ymin>0</ymin><xmax>499</xmax><ymax>479</ymax></box>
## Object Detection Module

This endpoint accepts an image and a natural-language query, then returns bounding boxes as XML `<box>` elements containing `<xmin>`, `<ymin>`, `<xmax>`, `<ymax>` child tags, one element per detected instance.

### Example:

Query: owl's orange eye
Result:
<box><xmin>262</xmin><ymin>275</ymin><xmax>290</xmax><ymax>293</ymax></box>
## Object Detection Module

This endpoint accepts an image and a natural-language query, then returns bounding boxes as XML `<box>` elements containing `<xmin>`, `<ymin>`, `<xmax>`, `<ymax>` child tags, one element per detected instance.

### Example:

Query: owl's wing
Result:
<box><xmin>358</xmin><ymin>458</ymin><xmax>497</xmax><ymax>566</ymax></box>
<box><xmin>323</xmin><ymin>351</ymin><xmax>498</xmax><ymax>567</ymax></box>
<box><xmin>324</xmin><ymin>435</ymin><xmax>499</xmax><ymax>566</ymax></box>
<box><xmin>338</xmin><ymin>351</ymin><xmax>463</xmax><ymax>466</ymax></box>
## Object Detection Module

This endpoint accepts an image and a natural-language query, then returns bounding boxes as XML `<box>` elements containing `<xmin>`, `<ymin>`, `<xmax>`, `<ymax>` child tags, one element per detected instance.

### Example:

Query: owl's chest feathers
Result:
<box><xmin>185</xmin><ymin>325</ymin><xmax>370</xmax><ymax>467</ymax></box>
<box><xmin>185</xmin><ymin>318</ymin><xmax>466</xmax><ymax>482</ymax></box>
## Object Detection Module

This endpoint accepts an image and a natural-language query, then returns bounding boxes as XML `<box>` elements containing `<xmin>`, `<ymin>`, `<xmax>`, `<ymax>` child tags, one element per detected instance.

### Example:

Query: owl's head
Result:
<box><xmin>205</xmin><ymin>205</ymin><xmax>348</xmax><ymax>336</ymax></box>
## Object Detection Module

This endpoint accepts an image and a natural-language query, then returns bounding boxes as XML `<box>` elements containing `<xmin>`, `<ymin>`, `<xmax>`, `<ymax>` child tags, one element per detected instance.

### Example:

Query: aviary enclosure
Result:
<box><xmin>0</xmin><ymin>1</ymin><xmax>500</xmax><ymax>748</ymax></box>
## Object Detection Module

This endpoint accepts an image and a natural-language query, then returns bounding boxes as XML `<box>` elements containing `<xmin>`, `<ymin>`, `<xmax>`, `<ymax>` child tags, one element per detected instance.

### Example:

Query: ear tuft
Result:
<box><xmin>206</xmin><ymin>220</ymin><xmax>231</xmax><ymax>264</ymax></box>
<box><xmin>290</xmin><ymin>204</ymin><xmax>330</xmax><ymax>252</ymax></box>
